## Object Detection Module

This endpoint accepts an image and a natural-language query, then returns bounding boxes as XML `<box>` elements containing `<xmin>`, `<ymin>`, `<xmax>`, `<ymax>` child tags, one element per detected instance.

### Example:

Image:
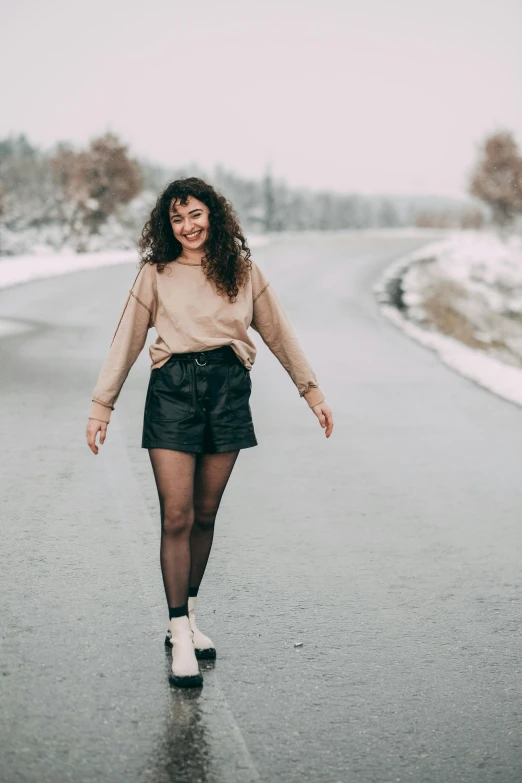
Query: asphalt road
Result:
<box><xmin>1</xmin><ymin>231</ymin><xmax>522</xmax><ymax>783</ymax></box>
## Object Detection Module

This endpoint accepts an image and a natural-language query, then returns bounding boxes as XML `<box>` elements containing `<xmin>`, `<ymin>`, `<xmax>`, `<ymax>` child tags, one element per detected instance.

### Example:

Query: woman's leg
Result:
<box><xmin>148</xmin><ymin>448</ymin><xmax>197</xmax><ymax>612</ymax></box>
<box><xmin>190</xmin><ymin>450</ymin><xmax>240</xmax><ymax>592</ymax></box>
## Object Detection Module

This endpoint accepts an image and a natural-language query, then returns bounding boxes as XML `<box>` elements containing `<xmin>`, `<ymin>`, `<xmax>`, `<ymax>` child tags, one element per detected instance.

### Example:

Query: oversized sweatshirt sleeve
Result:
<box><xmin>250</xmin><ymin>261</ymin><xmax>325</xmax><ymax>408</ymax></box>
<box><xmin>88</xmin><ymin>262</ymin><xmax>157</xmax><ymax>424</ymax></box>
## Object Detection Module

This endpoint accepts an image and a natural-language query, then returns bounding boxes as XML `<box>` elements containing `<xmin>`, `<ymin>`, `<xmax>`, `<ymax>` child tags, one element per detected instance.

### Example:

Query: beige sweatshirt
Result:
<box><xmin>89</xmin><ymin>257</ymin><xmax>325</xmax><ymax>423</ymax></box>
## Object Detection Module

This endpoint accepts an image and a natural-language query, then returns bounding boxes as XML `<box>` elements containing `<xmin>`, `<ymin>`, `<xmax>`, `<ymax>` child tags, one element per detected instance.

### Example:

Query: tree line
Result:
<box><xmin>0</xmin><ymin>129</ymin><xmax>520</xmax><ymax>255</ymax></box>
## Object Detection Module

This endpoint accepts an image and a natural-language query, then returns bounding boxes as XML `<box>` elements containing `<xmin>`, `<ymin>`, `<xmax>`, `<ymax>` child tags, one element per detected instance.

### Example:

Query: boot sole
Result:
<box><xmin>165</xmin><ymin>634</ymin><xmax>217</xmax><ymax>660</ymax></box>
<box><xmin>169</xmin><ymin>672</ymin><xmax>203</xmax><ymax>689</ymax></box>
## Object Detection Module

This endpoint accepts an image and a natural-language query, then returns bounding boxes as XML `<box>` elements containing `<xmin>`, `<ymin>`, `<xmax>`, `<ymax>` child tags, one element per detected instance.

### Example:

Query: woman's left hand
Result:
<box><xmin>311</xmin><ymin>401</ymin><xmax>334</xmax><ymax>438</ymax></box>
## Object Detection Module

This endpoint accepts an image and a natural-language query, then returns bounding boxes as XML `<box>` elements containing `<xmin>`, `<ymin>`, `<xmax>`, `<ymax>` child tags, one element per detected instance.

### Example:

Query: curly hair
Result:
<box><xmin>138</xmin><ymin>177</ymin><xmax>252</xmax><ymax>303</ymax></box>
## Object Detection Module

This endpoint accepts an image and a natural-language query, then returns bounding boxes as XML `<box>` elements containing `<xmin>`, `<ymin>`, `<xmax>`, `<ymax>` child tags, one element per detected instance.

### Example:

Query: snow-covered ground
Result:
<box><xmin>0</xmin><ymin>250</ymin><xmax>138</xmax><ymax>291</ymax></box>
<box><xmin>374</xmin><ymin>230</ymin><xmax>522</xmax><ymax>408</ymax></box>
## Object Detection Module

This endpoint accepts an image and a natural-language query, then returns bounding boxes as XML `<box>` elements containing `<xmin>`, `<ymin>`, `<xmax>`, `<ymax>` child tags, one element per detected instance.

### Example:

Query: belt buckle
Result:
<box><xmin>195</xmin><ymin>352</ymin><xmax>207</xmax><ymax>367</ymax></box>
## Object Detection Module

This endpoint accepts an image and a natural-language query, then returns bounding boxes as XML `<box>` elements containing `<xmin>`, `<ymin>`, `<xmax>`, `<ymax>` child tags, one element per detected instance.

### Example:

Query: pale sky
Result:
<box><xmin>1</xmin><ymin>0</ymin><xmax>521</xmax><ymax>198</ymax></box>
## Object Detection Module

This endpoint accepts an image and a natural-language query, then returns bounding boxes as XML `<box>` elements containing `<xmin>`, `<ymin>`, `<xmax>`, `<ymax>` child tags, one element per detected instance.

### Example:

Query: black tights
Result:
<box><xmin>148</xmin><ymin>448</ymin><xmax>240</xmax><ymax>609</ymax></box>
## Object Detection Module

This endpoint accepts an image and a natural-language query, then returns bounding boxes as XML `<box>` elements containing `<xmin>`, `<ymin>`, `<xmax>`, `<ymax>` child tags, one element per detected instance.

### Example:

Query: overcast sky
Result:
<box><xmin>2</xmin><ymin>0</ymin><xmax>521</xmax><ymax>198</ymax></box>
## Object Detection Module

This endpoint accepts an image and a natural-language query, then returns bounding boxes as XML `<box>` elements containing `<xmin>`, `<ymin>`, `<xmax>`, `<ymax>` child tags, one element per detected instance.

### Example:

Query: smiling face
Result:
<box><xmin>169</xmin><ymin>196</ymin><xmax>210</xmax><ymax>253</ymax></box>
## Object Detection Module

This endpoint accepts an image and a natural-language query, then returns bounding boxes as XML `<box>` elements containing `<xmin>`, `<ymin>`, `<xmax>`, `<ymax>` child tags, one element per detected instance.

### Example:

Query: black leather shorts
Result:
<box><xmin>141</xmin><ymin>345</ymin><xmax>258</xmax><ymax>454</ymax></box>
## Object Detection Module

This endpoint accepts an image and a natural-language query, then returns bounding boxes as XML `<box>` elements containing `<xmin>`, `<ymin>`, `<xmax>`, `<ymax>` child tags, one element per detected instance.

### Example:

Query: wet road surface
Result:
<box><xmin>1</xmin><ymin>232</ymin><xmax>522</xmax><ymax>782</ymax></box>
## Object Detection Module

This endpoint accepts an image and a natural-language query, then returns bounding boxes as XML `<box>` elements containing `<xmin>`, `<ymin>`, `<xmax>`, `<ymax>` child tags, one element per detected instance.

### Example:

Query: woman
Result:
<box><xmin>86</xmin><ymin>177</ymin><xmax>334</xmax><ymax>688</ymax></box>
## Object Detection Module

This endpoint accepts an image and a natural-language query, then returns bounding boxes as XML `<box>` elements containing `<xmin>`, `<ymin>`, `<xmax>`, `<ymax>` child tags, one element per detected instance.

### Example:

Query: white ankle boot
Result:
<box><xmin>168</xmin><ymin>615</ymin><xmax>203</xmax><ymax>688</ymax></box>
<box><xmin>188</xmin><ymin>596</ymin><xmax>216</xmax><ymax>659</ymax></box>
<box><xmin>165</xmin><ymin>597</ymin><xmax>216</xmax><ymax>660</ymax></box>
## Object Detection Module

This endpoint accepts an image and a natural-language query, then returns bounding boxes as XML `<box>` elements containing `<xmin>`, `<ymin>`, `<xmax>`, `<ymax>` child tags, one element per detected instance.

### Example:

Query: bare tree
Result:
<box><xmin>263</xmin><ymin>165</ymin><xmax>277</xmax><ymax>232</ymax></box>
<box><xmin>50</xmin><ymin>133</ymin><xmax>142</xmax><ymax>250</ymax></box>
<box><xmin>459</xmin><ymin>208</ymin><xmax>485</xmax><ymax>230</ymax></box>
<box><xmin>0</xmin><ymin>136</ymin><xmax>56</xmax><ymax>226</ymax></box>
<box><xmin>469</xmin><ymin>131</ymin><xmax>522</xmax><ymax>228</ymax></box>
<box><xmin>377</xmin><ymin>199</ymin><xmax>401</xmax><ymax>228</ymax></box>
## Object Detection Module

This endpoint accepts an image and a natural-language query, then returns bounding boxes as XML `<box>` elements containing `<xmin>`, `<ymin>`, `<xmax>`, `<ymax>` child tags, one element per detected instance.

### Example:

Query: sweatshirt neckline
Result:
<box><xmin>174</xmin><ymin>258</ymin><xmax>203</xmax><ymax>267</ymax></box>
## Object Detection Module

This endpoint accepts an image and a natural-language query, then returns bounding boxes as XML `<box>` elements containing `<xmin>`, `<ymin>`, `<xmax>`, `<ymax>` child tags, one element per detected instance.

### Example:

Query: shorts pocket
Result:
<box><xmin>227</xmin><ymin>362</ymin><xmax>253</xmax><ymax>422</ymax></box>
<box><xmin>146</xmin><ymin>360</ymin><xmax>194</xmax><ymax>422</ymax></box>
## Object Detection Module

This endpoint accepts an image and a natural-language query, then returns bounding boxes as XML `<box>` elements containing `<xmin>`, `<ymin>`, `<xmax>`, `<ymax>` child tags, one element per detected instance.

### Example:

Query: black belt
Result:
<box><xmin>166</xmin><ymin>345</ymin><xmax>239</xmax><ymax>366</ymax></box>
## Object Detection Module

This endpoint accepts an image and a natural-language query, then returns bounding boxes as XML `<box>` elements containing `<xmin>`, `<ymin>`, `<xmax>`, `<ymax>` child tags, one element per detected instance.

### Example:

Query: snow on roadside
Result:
<box><xmin>402</xmin><ymin>231</ymin><xmax>522</xmax><ymax>325</ymax></box>
<box><xmin>0</xmin><ymin>234</ymin><xmax>271</xmax><ymax>292</ymax></box>
<box><xmin>374</xmin><ymin>230</ymin><xmax>522</xmax><ymax>408</ymax></box>
<box><xmin>379</xmin><ymin>301</ymin><xmax>522</xmax><ymax>408</ymax></box>
<box><xmin>0</xmin><ymin>250</ymin><xmax>137</xmax><ymax>291</ymax></box>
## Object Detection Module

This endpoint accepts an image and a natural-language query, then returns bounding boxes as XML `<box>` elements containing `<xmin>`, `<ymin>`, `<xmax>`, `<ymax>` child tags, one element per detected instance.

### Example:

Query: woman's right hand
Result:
<box><xmin>86</xmin><ymin>418</ymin><xmax>108</xmax><ymax>455</ymax></box>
